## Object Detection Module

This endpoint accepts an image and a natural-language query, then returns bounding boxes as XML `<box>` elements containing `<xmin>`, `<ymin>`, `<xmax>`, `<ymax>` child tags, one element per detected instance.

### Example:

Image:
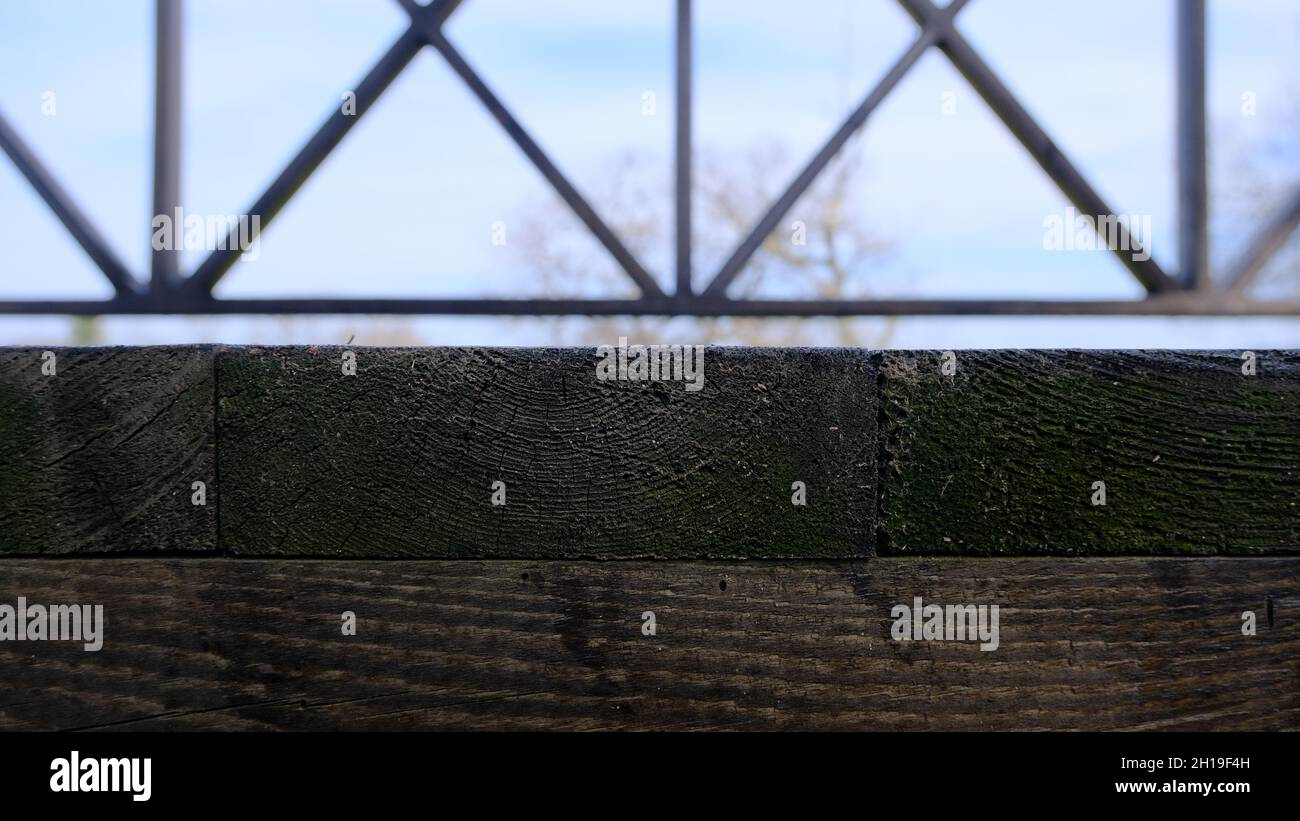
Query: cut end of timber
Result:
<box><xmin>215</xmin><ymin>346</ymin><xmax>877</xmax><ymax>558</ymax></box>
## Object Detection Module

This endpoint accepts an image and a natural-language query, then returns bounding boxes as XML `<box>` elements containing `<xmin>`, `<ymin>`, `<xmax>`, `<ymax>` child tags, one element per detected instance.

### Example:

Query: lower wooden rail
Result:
<box><xmin>3</xmin><ymin>558</ymin><xmax>1296</xmax><ymax>731</ymax></box>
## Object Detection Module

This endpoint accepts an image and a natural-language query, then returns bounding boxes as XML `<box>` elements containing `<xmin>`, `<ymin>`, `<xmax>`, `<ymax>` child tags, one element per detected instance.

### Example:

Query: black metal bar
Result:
<box><xmin>702</xmin><ymin>27</ymin><xmax>939</xmax><ymax>298</ymax></box>
<box><xmin>398</xmin><ymin>0</ymin><xmax>464</xmax><ymax>39</ymax></box>
<box><xmin>896</xmin><ymin>0</ymin><xmax>1180</xmax><ymax>295</ymax></box>
<box><xmin>675</xmin><ymin>0</ymin><xmax>693</xmax><ymax>298</ymax></box>
<box><xmin>0</xmin><ymin>111</ymin><xmax>139</xmax><ymax>296</ymax></box>
<box><xmin>425</xmin><ymin>31</ymin><xmax>666</xmax><ymax>300</ymax></box>
<box><xmin>183</xmin><ymin>27</ymin><xmax>427</xmax><ymax>295</ymax></box>
<box><xmin>4</xmin><ymin>295</ymin><xmax>1298</xmax><ymax>317</ymax></box>
<box><xmin>152</xmin><ymin>0</ymin><xmax>183</xmax><ymax>293</ymax></box>
<box><xmin>1177</xmin><ymin>0</ymin><xmax>1208</xmax><ymax>290</ymax></box>
<box><xmin>1225</xmin><ymin>186</ymin><xmax>1300</xmax><ymax>293</ymax></box>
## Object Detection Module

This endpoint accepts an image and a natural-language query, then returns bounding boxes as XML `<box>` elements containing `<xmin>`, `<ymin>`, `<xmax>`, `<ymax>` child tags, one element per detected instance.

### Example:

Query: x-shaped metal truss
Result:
<box><xmin>2</xmin><ymin>0</ymin><xmax>1299</xmax><ymax>316</ymax></box>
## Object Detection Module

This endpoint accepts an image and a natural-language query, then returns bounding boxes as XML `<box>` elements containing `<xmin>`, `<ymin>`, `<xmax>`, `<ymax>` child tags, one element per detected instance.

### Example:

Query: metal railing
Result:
<box><xmin>2</xmin><ymin>0</ymin><xmax>1298</xmax><ymax>316</ymax></box>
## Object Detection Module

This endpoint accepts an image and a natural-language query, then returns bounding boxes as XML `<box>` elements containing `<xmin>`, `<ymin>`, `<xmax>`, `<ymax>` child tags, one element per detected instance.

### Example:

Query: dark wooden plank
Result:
<box><xmin>881</xmin><ymin>350</ymin><xmax>1300</xmax><ymax>555</ymax></box>
<box><xmin>0</xmin><ymin>346</ymin><xmax>216</xmax><ymax>554</ymax></box>
<box><xmin>1</xmin><ymin>558</ymin><xmax>1295</xmax><ymax>730</ymax></box>
<box><xmin>216</xmin><ymin>346</ymin><xmax>876</xmax><ymax>557</ymax></box>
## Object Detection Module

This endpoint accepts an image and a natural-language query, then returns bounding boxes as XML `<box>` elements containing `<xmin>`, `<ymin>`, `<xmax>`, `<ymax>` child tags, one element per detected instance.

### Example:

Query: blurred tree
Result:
<box><xmin>255</xmin><ymin>316</ymin><xmax>429</xmax><ymax>345</ymax></box>
<box><xmin>69</xmin><ymin>316</ymin><xmax>102</xmax><ymax>345</ymax></box>
<box><xmin>1215</xmin><ymin>35</ymin><xmax>1300</xmax><ymax>294</ymax></box>
<box><xmin>515</xmin><ymin>138</ymin><xmax>900</xmax><ymax>347</ymax></box>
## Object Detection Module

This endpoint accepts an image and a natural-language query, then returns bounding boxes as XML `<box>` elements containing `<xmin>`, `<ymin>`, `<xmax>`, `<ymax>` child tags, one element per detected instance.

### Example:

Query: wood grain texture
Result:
<box><xmin>0</xmin><ymin>347</ymin><xmax>216</xmax><ymax>554</ymax></box>
<box><xmin>881</xmin><ymin>350</ymin><xmax>1300</xmax><ymax>555</ymax></box>
<box><xmin>216</xmin><ymin>346</ymin><xmax>876</xmax><ymax>558</ymax></box>
<box><xmin>1</xmin><ymin>558</ymin><xmax>1295</xmax><ymax>731</ymax></box>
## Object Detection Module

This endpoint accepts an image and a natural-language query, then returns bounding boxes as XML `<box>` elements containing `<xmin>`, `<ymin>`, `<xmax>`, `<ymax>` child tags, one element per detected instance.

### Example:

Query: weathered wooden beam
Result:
<box><xmin>216</xmin><ymin>346</ymin><xmax>876</xmax><ymax>557</ymax></box>
<box><xmin>881</xmin><ymin>350</ymin><xmax>1300</xmax><ymax>554</ymax></box>
<box><xmin>3</xmin><ymin>346</ymin><xmax>1296</xmax><ymax>558</ymax></box>
<box><xmin>0</xmin><ymin>347</ymin><xmax>216</xmax><ymax>554</ymax></box>
<box><xmin>1</xmin><ymin>558</ymin><xmax>1294</xmax><ymax>730</ymax></box>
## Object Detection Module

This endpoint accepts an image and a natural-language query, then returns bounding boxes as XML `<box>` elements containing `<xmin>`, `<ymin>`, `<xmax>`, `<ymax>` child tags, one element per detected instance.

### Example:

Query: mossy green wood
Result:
<box><xmin>0</xmin><ymin>347</ymin><xmax>217</xmax><ymax>554</ymax></box>
<box><xmin>881</xmin><ymin>350</ymin><xmax>1300</xmax><ymax>555</ymax></box>
<box><xmin>217</xmin><ymin>346</ymin><xmax>877</xmax><ymax>557</ymax></box>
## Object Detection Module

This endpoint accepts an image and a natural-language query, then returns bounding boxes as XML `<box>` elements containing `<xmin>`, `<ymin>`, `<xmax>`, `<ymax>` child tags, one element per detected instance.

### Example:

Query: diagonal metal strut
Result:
<box><xmin>0</xmin><ymin>111</ymin><xmax>139</xmax><ymax>296</ymax></box>
<box><xmin>702</xmin><ymin>0</ymin><xmax>971</xmax><ymax>298</ymax></box>
<box><xmin>897</xmin><ymin>0</ymin><xmax>1179</xmax><ymax>294</ymax></box>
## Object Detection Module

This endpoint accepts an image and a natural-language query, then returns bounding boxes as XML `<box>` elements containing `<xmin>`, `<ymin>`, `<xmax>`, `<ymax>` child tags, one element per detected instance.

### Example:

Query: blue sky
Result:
<box><xmin>0</xmin><ymin>0</ymin><xmax>1297</xmax><ymax>346</ymax></box>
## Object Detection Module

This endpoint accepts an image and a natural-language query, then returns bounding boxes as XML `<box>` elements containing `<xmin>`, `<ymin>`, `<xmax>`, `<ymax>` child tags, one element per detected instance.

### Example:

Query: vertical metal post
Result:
<box><xmin>674</xmin><ymin>0</ymin><xmax>693</xmax><ymax>298</ymax></box>
<box><xmin>152</xmin><ymin>0</ymin><xmax>183</xmax><ymax>294</ymax></box>
<box><xmin>1177</xmin><ymin>0</ymin><xmax>1208</xmax><ymax>290</ymax></box>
